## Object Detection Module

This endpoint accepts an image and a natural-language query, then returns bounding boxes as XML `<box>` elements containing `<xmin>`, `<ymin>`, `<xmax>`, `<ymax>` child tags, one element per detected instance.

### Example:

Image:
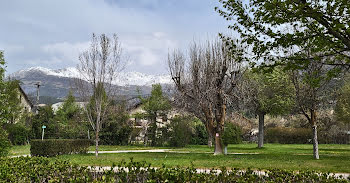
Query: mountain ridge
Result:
<box><xmin>10</xmin><ymin>66</ymin><xmax>172</xmax><ymax>86</ymax></box>
<box><xmin>9</xmin><ymin>67</ymin><xmax>173</xmax><ymax>104</ymax></box>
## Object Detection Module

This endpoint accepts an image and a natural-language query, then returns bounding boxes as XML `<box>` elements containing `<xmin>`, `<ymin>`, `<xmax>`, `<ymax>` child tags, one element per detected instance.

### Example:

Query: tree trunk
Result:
<box><xmin>311</xmin><ymin>110</ymin><xmax>319</xmax><ymax>159</ymax></box>
<box><xmin>312</xmin><ymin>125</ymin><xmax>319</xmax><ymax>159</ymax></box>
<box><xmin>214</xmin><ymin>132</ymin><xmax>224</xmax><ymax>155</ymax></box>
<box><xmin>95</xmin><ymin>130</ymin><xmax>99</xmax><ymax>157</ymax></box>
<box><xmin>258</xmin><ymin>112</ymin><xmax>265</xmax><ymax>148</ymax></box>
<box><xmin>144</xmin><ymin>125</ymin><xmax>148</xmax><ymax>146</ymax></box>
<box><xmin>208</xmin><ymin>133</ymin><xmax>213</xmax><ymax>147</ymax></box>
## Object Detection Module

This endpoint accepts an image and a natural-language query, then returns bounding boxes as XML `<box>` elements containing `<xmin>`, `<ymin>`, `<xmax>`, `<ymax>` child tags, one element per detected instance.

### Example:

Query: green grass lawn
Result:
<box><xmin>10</xmin><ymin>144</ymin><xmax>350</xmax><ymax>172</ymax></box>
<box><xmin>9</xmin><ymin>145</ymin><xmax>30</xmax><ymax>156</ymax></box>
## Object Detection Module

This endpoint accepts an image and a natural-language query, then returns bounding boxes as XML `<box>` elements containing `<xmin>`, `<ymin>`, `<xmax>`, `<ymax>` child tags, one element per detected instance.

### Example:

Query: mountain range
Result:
<box><xmin>9</xmin><ymin>67</ymin><xmax>173</xmax><ymax>104</ymax></box>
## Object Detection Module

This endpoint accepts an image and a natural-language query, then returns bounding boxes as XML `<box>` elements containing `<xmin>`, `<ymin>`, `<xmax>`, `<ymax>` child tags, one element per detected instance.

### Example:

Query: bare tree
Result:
<box><xmin>75</xmin><ymin>33</ymin><xmax>124</xmax><ymax>157</ymax></box>
<box><xmin>168</xmin><ymin>40</ymin><xmax>244</xmax><ymax>155</ymax></box>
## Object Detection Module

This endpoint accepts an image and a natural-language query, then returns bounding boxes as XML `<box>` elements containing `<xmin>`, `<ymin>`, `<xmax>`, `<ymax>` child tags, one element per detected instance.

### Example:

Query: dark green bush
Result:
<box><xmin>265</xmin><ymin>127</ymin><xmax>312</xmax><ymax>144</ymax></box>
<box><xmin>100</xmin><ymin>124</ymin><xmax>132</xmax><ymax>145</ymax></box>
<box><xmin>168</xmin><ymin>116</ymin><xmax>193</xmax><ymax>147</ymax></box>
<box><xmin>0</xmin><ymin>157</ymin><xmax>348</xmax><ymax>182</ymax></box>
<box><xmin>30</xmin><ymin>139</ymin><xmax>92</xmax><ymax>157</ymax></box>
<box><xmin>222</xmin><ymin>122</ymin><xmax>242</xmax><ymax>146</ymax></box>
<box><xmin>190</xmin><ymin>123</ymin><xmax>208</xmax><ymax>145</ymax></box>
<box><xmin>5</xmin><ymin>123</ymin><xmax>29</xmax><ymax>145</ymax></box>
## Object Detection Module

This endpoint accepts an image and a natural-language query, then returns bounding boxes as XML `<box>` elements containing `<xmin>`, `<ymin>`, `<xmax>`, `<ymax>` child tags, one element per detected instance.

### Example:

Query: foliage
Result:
<box><xmin>335</xmin><ymin>75</ymin><xmax>350</xmax><ymax>124</ymax></box>
<box><xmin>168</xmin><ymin>116</ymin><xmax>193</xmax><ymax>147</ymax></box>
<box><xmin>216</xmin><ymin>0</ymin><xmax>350</xmax><ymax>70</ymax></box>
<box><xmin>222</xmin><ymin>122</ymin><xmax>242</xmax><ymax>146</ymax></box>
<box><xmin>5</xmin><ymin>123</ymin><xmax>29</xmax><ymax>145</ymax></box>
<box><xmin>0</xmin><ymin>157</ymin><xmax>92</xmax><ymax>182</ymax></box>
<box><xmin>141</xmin><ymin>84</ymin><xmax>171</xmax><ymax>116</ymax></box>
<box><xmin>190</xmin><ymin>121</ymin><xmax>209</xmax><ymax>145</ymax></box>
<box><xmin>243</xmin><ymin>68</ymin><xmax>295</xmax><ymax>116</ymax></box>
<box><xmin>56</xmin><ymin>91</ymin><xmax>80</xmax><ymax>122</ymax></box>
<box><xmin>100</xmin><ymin>104</ymin><xmax>132</xmax><ymax>145</ymax></box>
<box><xmin>2</xmin><ymin>80</ymin><xmax>23</xmax><ymax>124</ymax></box>
<box><xmin>0</xmin><ymin>54</ymin><xmax>23</xmax><ymax>125</ymax></box>
<box><xmin>30</xmin><ymin>105</ymin><xmax>56</xmax><ymax>139</ymax></box>
<box><xmin>0</xmin><ymin>51</ymin><xmax>8</xmax><ymax>125</ymax></box>
<box><xmin>0</xmin><ymin>157</ymin><xmax>348</xmax><ymax>182</ymax></box>
<box><xmin>30</xmin><ymin>139</ymin><xmax>91</xmax><ymax>157</ymax></box>
<box><xmin>265</xmin><ymin>127</ymin><xmax>312</xmax><ymax>144</ymax></box>
<box><xmin>0</xmin><ymin>129</ymin><xmax>10</xmax><ymax>157</ymax></box>
<box><xmin>54</xmin><ymin>92</ymin><xmax>88</xmax><ymax>139</ymax></box>
<box><xmin>0</xmin><ymin>52</ymin><xmax>10</xmax><ymax>156</ymax></box>
<box><xmin>139</xmin><ymin>84</ymin><xmax>171</xmax><ymax>146</ymax></box>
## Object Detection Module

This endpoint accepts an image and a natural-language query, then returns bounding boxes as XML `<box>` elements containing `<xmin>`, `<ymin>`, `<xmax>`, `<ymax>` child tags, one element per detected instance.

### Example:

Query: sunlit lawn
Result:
<box><xmin>10</xmin><ymin>143</ymin><xmax>350</xmax><ymax>172</ymax></box>
<box><xmin>9</xmin><ymin>145</ymin><xmax>30</xmax><ymax>156</ymax></box>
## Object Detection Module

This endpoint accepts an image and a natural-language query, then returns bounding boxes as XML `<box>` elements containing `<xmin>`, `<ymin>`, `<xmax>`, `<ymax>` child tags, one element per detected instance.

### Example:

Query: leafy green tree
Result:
<box><xmin>0</xmin><ymin>51</ymin><xmax>11</xmax><ymax>156</ymax></box>
<box><xmin>31</xmin><ymin>106</ymin><xmax>56</xmax><ymax>139</ymax></box>
<box><xmin>216</xmin><ymin>0</ymin><xmax>350</xmax><ymax>70</ymax></box>
<box><xmin>0</xmin><ymin>51</ymin><xmax>9</xmax><ymax>125</ymax></box>
<box><xmin>54</xmin><ymin>91</ymin><xmax>87</xmax><ymax>139</ymax></box>
<box><xmin>100</xmin><ymin>103</ymin><xmax>132</xmax><ymax>145</ymax></box>
<box><xmin>139</xmin><ymin>84</ymin><xmax>171</xmax><ymax>146</ymax></box>
<box><xmin>56</xmin><ymin>91</ymin><xmax>79</xmax><ymax>122</ymax></box>
<box><xmin>242</xmin><ymin>68</ymin><xmax>295</xmax><ymax>148</ymax></box>
<box><xmin>3</xmin><ymin>80</ymin><xmax>23</xmax><ymax>124</ymax></box>
<box><xmin>335</xmin><ymin>76</ymin><xmax>350</xmax><ymax>124</ymax></box>
<box><xmin>289</xmin><ymin>48</ymin><xmax>338</xmax><ymax>159</ymax></box>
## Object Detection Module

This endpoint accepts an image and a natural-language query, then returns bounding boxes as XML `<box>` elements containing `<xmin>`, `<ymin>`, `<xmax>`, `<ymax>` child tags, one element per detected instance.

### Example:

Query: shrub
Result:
<box><xmin>0</xmin><ymin>129</ymin><xmax>11</xmax><ymax>157</ymax></box>
<box><xmin>265</xmin><ymin>127</ymin><xmax>312</xmax><ymax>144</ymax></box>
<box><xmin>100</xmin><ymin>124</ymin><xmax>132</xmax><ymax>145</ymax></box>
<box><xmin>5</xmin><ymin>124</ymin><xmax>29</xmax><ymax>145</ymax></box>
<box><xmin>222</xmin><ymin>122</ymin><xmax>242</xmax><ymax>146</ymax></box>
<box><xmin>30</xmin><ymin>139</ymin><xmax>92</xmax><ymax>157</ymax></box>
<box><xmin>168</xmin><ymin>116</ymin><xmax>193</xmax><ymax>147</ymax></box>
<box><xmin>0</xmin><ymin>157</ymin><xmax>348</xmax><ymax>182</ymax></box>
<box><xmin>190</xmin><ymin>123</ymin><xmax>208</xmax><ymax>145</ymax></box>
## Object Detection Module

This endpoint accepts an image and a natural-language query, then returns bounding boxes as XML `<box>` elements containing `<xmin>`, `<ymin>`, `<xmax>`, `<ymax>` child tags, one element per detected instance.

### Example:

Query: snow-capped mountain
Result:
<box><xmin>11</xmin><ymin>66</ymin><xmax>172</xmax><ymax>86</ymax></box>
<box><xmin>9</xmin><ymin>67</ymin><xmax>173</xmax><ymax>103</ymax></box>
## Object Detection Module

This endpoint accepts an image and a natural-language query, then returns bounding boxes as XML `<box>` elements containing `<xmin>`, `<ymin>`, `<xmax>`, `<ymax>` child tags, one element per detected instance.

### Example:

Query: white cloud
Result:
<box><xmin>0</xmin><ymin>0</ymin><xmax>228</xmax><ymax>74</ymax></box>
<box><xmin>41</xmin><ymin>42</ymin><xmax>90</xmax><ymax>64</ymax></box>
<box><xmin>122</xmin><ymin>32</ymin><xmax>178</xmax><ymax>67</ymax></box>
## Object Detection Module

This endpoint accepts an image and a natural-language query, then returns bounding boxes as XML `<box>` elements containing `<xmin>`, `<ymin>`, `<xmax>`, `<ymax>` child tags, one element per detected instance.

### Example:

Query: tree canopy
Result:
<box><xmin>243</xmin><ymin>68</ymin><xmax>295</xmax><ymax>116</ymax></box>
<box><xmin>216</xmin><ymin>0</ymin><xmax>350</xmax><ymax>69</ymax></box>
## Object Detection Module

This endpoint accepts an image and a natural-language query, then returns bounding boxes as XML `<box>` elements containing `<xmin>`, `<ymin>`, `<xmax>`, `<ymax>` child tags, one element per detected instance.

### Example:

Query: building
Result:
<box><xmin>18</xmin><ymin>85</ymin><xmax>33</xmax><ymax>113</ymax></box>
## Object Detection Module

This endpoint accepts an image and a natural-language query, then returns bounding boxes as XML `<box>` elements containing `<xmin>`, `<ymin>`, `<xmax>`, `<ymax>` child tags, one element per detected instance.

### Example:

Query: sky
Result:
<box><xmin>0</xmin><ymin>0</ymin><xmax>230</xmax><ymax>75</ymax></box>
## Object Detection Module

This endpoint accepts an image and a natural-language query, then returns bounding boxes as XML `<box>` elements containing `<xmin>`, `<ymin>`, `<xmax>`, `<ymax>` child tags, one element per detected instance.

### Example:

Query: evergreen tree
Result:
<box><xmin>140</xmin><ymin>84</ymin><xmax>171</xmax><ymax>146</ymax></box>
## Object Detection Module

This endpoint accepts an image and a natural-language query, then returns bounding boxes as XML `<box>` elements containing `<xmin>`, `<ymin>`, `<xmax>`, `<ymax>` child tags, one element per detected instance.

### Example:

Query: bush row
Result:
<box><xmin>30</xmin><ymin>139</ymin><xmax>92</xmax><ymax>157</ymax></box>
<box><xmin>265</xmin><ymin>127</ymin><xmax>350</xmax><ymax>144</ymax></box>
<box><xmin>0</xmin><ymin>157</ymin><xmax>348</xmax><ymax>183</ymax></box>
<box><xmin>265</xmin><ymin>127</ymin><xmax>312</xmax><ymax>144</ymax></box>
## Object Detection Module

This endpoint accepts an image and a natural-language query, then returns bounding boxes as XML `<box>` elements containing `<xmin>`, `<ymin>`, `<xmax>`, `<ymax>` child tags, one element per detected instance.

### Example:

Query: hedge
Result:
<box><xmin>30</xmin><ymin>139</ymin><xmax>92</xmax><ymax>157</ymax></box>
<box><xmin>265</xmin><ymin>127</ymin><xmax>312</xmax><ymax>144</ymax></box>
<box><xmin>0</xmin><ymin>157</ymin><xmax>348</xmax><ymax>182</ymax></box>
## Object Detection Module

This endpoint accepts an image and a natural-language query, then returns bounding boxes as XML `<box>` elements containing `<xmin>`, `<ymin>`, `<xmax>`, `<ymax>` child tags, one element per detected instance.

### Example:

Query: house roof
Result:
<box><xmin>18</xmin><ymin>85</ymin><xmax>33</xmax><ymax>108</ymax></box>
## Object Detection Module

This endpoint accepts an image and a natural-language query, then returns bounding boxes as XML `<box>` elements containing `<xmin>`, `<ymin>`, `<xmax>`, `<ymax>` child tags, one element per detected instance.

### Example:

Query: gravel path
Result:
<box><xmin>87</xmin><ymin>149</ymin><xmax>259</xmax><ymax>155</ymax></box>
